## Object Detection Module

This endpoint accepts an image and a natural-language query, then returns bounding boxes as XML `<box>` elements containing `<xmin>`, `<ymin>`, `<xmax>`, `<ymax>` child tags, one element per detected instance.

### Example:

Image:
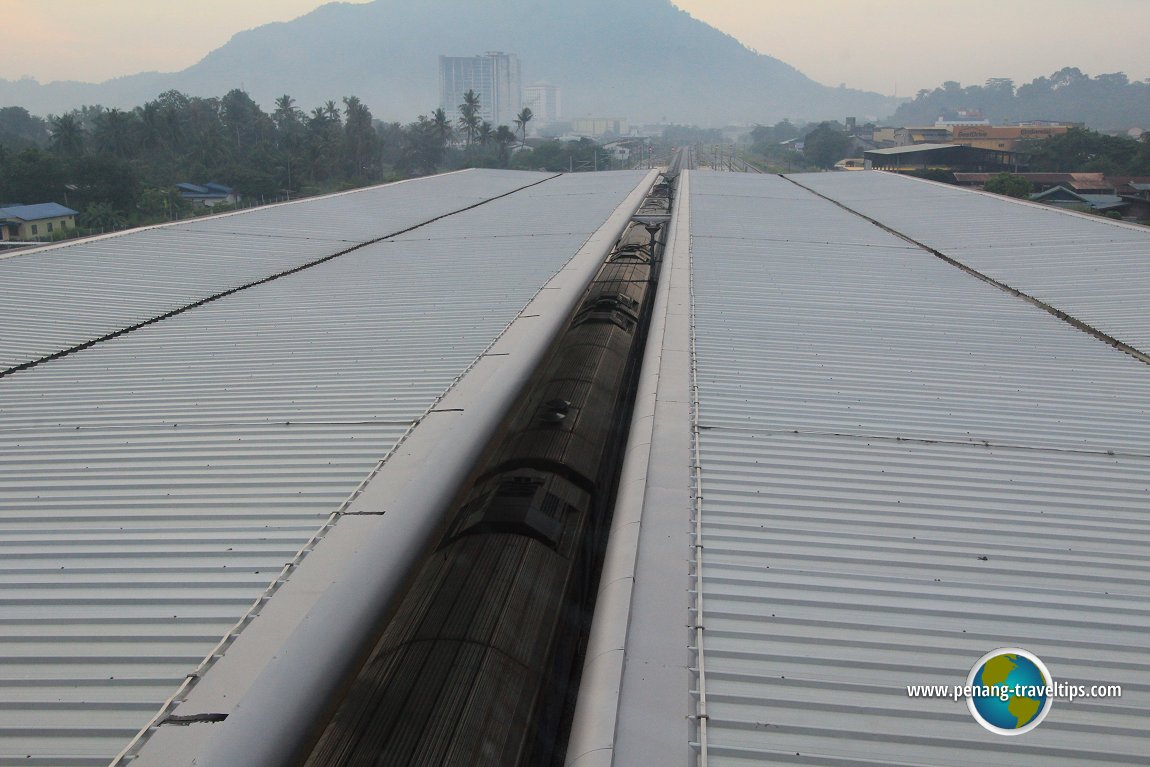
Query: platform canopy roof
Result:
<box><xmin>3</xmin><ymin>167</ymin><xmax>1149</xmax><ymax>767</ymax></box>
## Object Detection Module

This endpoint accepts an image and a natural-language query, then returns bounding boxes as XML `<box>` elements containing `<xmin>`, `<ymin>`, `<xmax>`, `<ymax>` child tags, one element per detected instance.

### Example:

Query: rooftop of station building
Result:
<box><xmin>2</xmin><ymin>166</ymin><xmax>1148</xmax><ymax>767</ymax></box>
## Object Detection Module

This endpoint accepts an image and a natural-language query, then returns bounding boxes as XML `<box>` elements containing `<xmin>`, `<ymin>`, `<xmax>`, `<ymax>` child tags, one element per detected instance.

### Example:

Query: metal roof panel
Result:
<box><xmin>683</xmin><ymin>171</ymin><xmax>1150</xmax><ymax>764</ymax></box>
<box><xmin>0</xmin><ymin>170</ymin><xmax>552</xmax><ymax>371</ymax></box>
<box><xmin>789</xmin><ymin>171</ymin><xmax>1150</xmax><ymax>356</ymax></box>
<box><xmin>0</xmin><ymin>170</ymin><xmax>650</xmax><ymax>766</ymax></box>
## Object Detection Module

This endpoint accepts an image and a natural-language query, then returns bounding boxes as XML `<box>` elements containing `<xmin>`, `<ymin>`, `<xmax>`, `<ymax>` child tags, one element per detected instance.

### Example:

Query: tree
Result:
<box><xmin>80</xmin><ymin>201</ymin><xmax>126</xmax><ymax>232</ymax></box>
<box><xmin>48</xmin><ymin>113</ymin><xmax>86</xmax><ymax>157</ymax></box>
<box><xmin>477</xmin><ymin>120</ymin><xmax>493</xmax><ymax>147</ymax></box>
<box><xmin>514</xmin><ymin>107</ymin><xmax>533</xmax><ymax>147</ymax></box>
<box><xmin>306</xmin><ymin>104</ymin><xmax>343</xmax><ymax>184</ymax></box>
<box><xmin>458</xmin><ymin>89</ymin><xmax>481</xmax><ymax>147</ymax></box>
<box><xmin>983</xmin><ymin>173</ymin><xmax>1032</xmax><ymax>198</ymax></box>
<box><xmin>1022</xmin><ymin>127</ymin><xmax>1146</xmax><ymax>174</ymax></box>
<box><xmin>272</xmin><ymin>95</ymin><xmax>303</xmax><ymax>133</ymax></box>
<box><xmin>0</xmin><ymin>148</ymin><xmax>66</xmax><ymax>203</ymax></box>
<box><xmin>803</xmin><ymin>122</ymin><xmax>850</xmax><ymax>168</ymax></box>
<box><xmin>494</xmin><ymin>125</ymin><xmax>517</xmax><ymax>166</ymax></box>
<box><xmin>70</xmin><ymin>155</ymin><xmax>141</xmax><ymax>212</ymax></box>
<box><xmin>402</xmin><ymin>115</ymin><xmax>445</xmax><ymax>175</ymax></box>
<box><xmin>0</xmin><ymin>106</ymin><xmax>48</xmax><ymax>150</ymax></box>
<box><xmin>220</xmin><ymin>89</ymin><xmax>272</xmax><ymax>157</ymax></box>
<box><xmin>430</xmin><ymin>108</ymin><xmax>453</xmax><ymax>149</ymax></box>
<box><xmin>342</xmin><ymin>95</ymin><xmax>378</xmax><ymax>179</ymax></box>
<box><xmin>91</xmin><ymin>108</ymin><xmax>136</xmax><ymax>158</ymax></box>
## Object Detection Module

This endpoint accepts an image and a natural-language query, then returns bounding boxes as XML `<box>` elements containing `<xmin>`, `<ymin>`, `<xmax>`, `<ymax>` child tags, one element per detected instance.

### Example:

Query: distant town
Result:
<box><xmin>1</xmin><ymin>52</ymin><xmax>1148</xmax><ymax>247</ymax></box>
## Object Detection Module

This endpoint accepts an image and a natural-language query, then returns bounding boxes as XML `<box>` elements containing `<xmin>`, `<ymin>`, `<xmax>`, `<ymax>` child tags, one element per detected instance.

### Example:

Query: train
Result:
<box><xmin>298</xmin><ymin>168</ymin><xmax>678</xmax><ymax>767</ymax></box>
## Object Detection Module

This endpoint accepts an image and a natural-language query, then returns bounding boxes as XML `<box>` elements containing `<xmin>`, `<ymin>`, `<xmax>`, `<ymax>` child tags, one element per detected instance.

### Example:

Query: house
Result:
<box><xmin>0</xmin><ymin>203</ymin><xmax>78</xmax><ymax>241</ymax></box>
<box><xmin>1115</xmin><ymin>180</ymin><xmax>1150</xmax><ymax>219</ymax></box>
<box><xmin>175</xmin><ymin>182</ymin><xmax>240</xmax><ymax>208</ymax></box>
<box><xmin>1029</xmin><ymin>185</ymin><xmax>1128</xmax><ymax>214</ymax></box>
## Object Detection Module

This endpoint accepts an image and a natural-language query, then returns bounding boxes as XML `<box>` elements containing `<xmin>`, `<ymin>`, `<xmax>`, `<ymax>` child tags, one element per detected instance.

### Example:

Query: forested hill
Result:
<box><xmin>890</xmin><ymin>68</ymin><xmax>1150</xmax><ymax>131</ymax></box>
<box><xmin>0</xmin><ymin>0</ymin><xmax>897</xmax><ymax>124</ymax></box>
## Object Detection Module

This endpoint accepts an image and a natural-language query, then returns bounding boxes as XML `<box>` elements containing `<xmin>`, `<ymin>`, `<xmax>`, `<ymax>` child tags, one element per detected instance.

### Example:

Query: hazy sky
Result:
<box><xmin>3</xmin><ymin>0</ymin><xmax>1149</xmax><ymax>95</ymax></box>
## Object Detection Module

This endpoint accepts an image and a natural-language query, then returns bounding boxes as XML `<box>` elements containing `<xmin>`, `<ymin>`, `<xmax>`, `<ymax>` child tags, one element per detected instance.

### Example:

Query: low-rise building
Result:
<box><xmin>176</xmin><ymin>182</ymin><xmax>239</xmax><ymax>208</ymax></box>
<box><xmin>1029</xmin><ymin>184</ymin><xmax>1127</xmax><ymax>214</ymax></box>
<box><xmin>569</xmin><ymin>117</ymin><xmax>629</xmax><ymax>138</ymax></box>
<box><xmin>865</xmin><ymin>143</ymin><xmax>1022</xmax><ymax>173</ymax></box>
<box><xmin>894</xmin><ymin>126</ymin><xmax>951</xmax><ymax>146</ymax></box>
<box><xmin>0</xmin><ymin>203</ymin><xmax>78</xmax><ymax>241</ymax></box>
<box><xmin>951</xmin><ymin>124</ymin><xmax>1072</xmax><ymax>152</ymax></box>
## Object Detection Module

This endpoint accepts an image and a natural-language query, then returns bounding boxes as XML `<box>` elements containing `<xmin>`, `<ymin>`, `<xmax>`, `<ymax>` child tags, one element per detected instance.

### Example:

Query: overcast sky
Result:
<box><xmin>3</xmin><ymin>0</ymin><xmax>1149</xmax><ymax>95</ymax></box>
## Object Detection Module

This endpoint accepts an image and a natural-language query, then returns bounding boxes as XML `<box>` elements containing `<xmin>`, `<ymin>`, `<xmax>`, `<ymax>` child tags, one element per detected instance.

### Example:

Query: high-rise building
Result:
<box><xmin>439</xmin><ymin>52</ymin><xmax>522</xmax><ymax>129</ymax></box>
<box><xmin>523</xmin><ymin>83</ymin><xmax>562</xmax><ymax>123</ymax></box>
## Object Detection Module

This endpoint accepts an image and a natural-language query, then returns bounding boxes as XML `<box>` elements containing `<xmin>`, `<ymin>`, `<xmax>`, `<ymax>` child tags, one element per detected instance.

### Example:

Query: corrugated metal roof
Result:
<box><xmin>0</xmin><ymin>170</ymin><xmax>552</xmax><ymax>372</ymax></box>
<box><xmin>865</xmin><ymin>143</ymin><xmax>958</xmax><ymax>155</ymax></box>
<box><xmin>789</xmin><ymin>171</ymin><xmax>1150</xmax><ymax>357</ymax></box>
<box><xmin>0</xmin><ymin>203</ymin><xmax>79</xmax><ymax>221</ymax></box>
<box><xmin>685</xmin><ymin>171</ymin><xmax>1150</xmax><ymax>764</ymax></box>
<box><xmin>0</xmin><ymin>170</ymin><xmax>650</xmax><ymax>767</ymax></box>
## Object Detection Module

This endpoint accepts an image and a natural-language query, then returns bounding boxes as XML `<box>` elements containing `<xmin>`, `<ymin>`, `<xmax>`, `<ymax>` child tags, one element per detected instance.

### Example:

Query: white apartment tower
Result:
<box><xmin>523</xmin><ymin>83</ymin><xmax>562</xmax><ymax>123</ymax></box>
<box><xmin>439</xmin><ymin>52</ymin><xmax>522</xmax><ymax>128</ymax></box>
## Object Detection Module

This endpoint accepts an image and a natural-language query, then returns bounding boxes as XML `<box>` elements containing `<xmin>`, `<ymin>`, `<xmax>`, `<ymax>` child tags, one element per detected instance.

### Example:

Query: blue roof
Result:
<box><xmin>0</xmin><ymin>203</ymin><xmax>78</xmax><ymax>220</ymax></box>
<box><xmin>177</xmin><ymin>182</ymin><xmax>235</xmax><ymax>196</ymax></box>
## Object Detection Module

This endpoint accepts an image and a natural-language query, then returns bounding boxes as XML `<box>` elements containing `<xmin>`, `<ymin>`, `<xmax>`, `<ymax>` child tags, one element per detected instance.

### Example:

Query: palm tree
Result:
<box><xmin>134</xmin><ymin>102</ymin><xmax>165</xmax><ymax>151</ymax></box>
<box><xmin>49</xmin><ymin>113</ymin><xmax>86</xmax><ymax>157</ymax></box>
<box><xmin>342</xmin><ymin>96</ymin><xmax>376</xmax><ymax>179</ymax></box>
<box><xmin>458</xmin><ymin>89</ymin><xmax>481</xmax><ymax>147</ymax></box>
<box><xmin>430</xmin><ymin>107</ymin><xmax>453</xmax><ymax>149</ymax></box>
<box><xmin>273</xmin><ymin>95</ymin><xmax>303</xmax><ymax>132</ymax></box>
<box><xmin>92</xmin><ymin>109</ymin><xmax>135</xmax><ymax>158</ymax></box>
<box><xmin>513</xmin><ymin>107</ymin><xmax>533</xmax><ymax>147</ymax></box>
<box><xmin>477</xmin><ymin>121</ymin><xmax>493</xmax><ymax>147</ymax></box>
<box><xmin>494</xmin><ymin>125</ymin><xmax>517</xmax><ymax>167</ymax></box>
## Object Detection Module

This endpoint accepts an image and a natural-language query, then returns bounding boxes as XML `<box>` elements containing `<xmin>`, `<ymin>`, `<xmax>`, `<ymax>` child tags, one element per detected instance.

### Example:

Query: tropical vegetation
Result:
<box><xmin>0</xmin><ymin>89</ymin><xmax>623</xmax><ymax>237</ymax></box>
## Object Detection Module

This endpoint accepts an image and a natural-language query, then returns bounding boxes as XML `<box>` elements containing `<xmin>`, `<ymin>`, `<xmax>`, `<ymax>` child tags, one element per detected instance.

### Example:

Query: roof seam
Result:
<box><xmin>0</xmin><ymin>173</ymin><xmax>562</xmax><ymax>381</ymax></box>
<box><xmin>687</xmin><ymin>171</ymin><xmax>711</xmax><ymax>767</ymax></box>
<box><xmin>695</xmin><ymin>426</ymin><xmax>1150</xmax><ymax>459</ymax></box>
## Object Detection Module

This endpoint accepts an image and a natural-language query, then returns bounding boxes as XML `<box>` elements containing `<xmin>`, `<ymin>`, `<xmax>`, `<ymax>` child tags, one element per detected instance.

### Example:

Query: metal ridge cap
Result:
<box><xmin>125</xmin><ymin>169</ymin><xmax>659</xmax><ymax>767</ymax></box>
<box><xmin>565</xmin><ymin>169</ymin><xmax>693</xmax><ymax>767</ymax></box>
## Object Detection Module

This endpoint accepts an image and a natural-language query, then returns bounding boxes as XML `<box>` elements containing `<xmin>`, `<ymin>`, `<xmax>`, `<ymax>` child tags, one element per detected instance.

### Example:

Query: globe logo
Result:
<box><xmin>966</xmin><ymin>648</ymin><xmax>1053</xmax><ymax>735</ymax></box>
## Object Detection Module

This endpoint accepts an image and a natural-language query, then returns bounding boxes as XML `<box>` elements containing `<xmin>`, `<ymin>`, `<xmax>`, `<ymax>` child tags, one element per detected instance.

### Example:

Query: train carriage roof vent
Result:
<box><xmin>448</xmin><ymin>473</ymin><xmax>576</xmax><ymax>548</ymax></box>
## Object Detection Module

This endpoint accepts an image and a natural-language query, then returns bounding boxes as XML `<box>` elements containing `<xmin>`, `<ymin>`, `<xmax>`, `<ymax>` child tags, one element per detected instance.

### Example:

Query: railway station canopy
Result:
<box><xmin>2</xmin><ymin>167</ymin><xmax>1148</xmax><ymax>766</ymax></box>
